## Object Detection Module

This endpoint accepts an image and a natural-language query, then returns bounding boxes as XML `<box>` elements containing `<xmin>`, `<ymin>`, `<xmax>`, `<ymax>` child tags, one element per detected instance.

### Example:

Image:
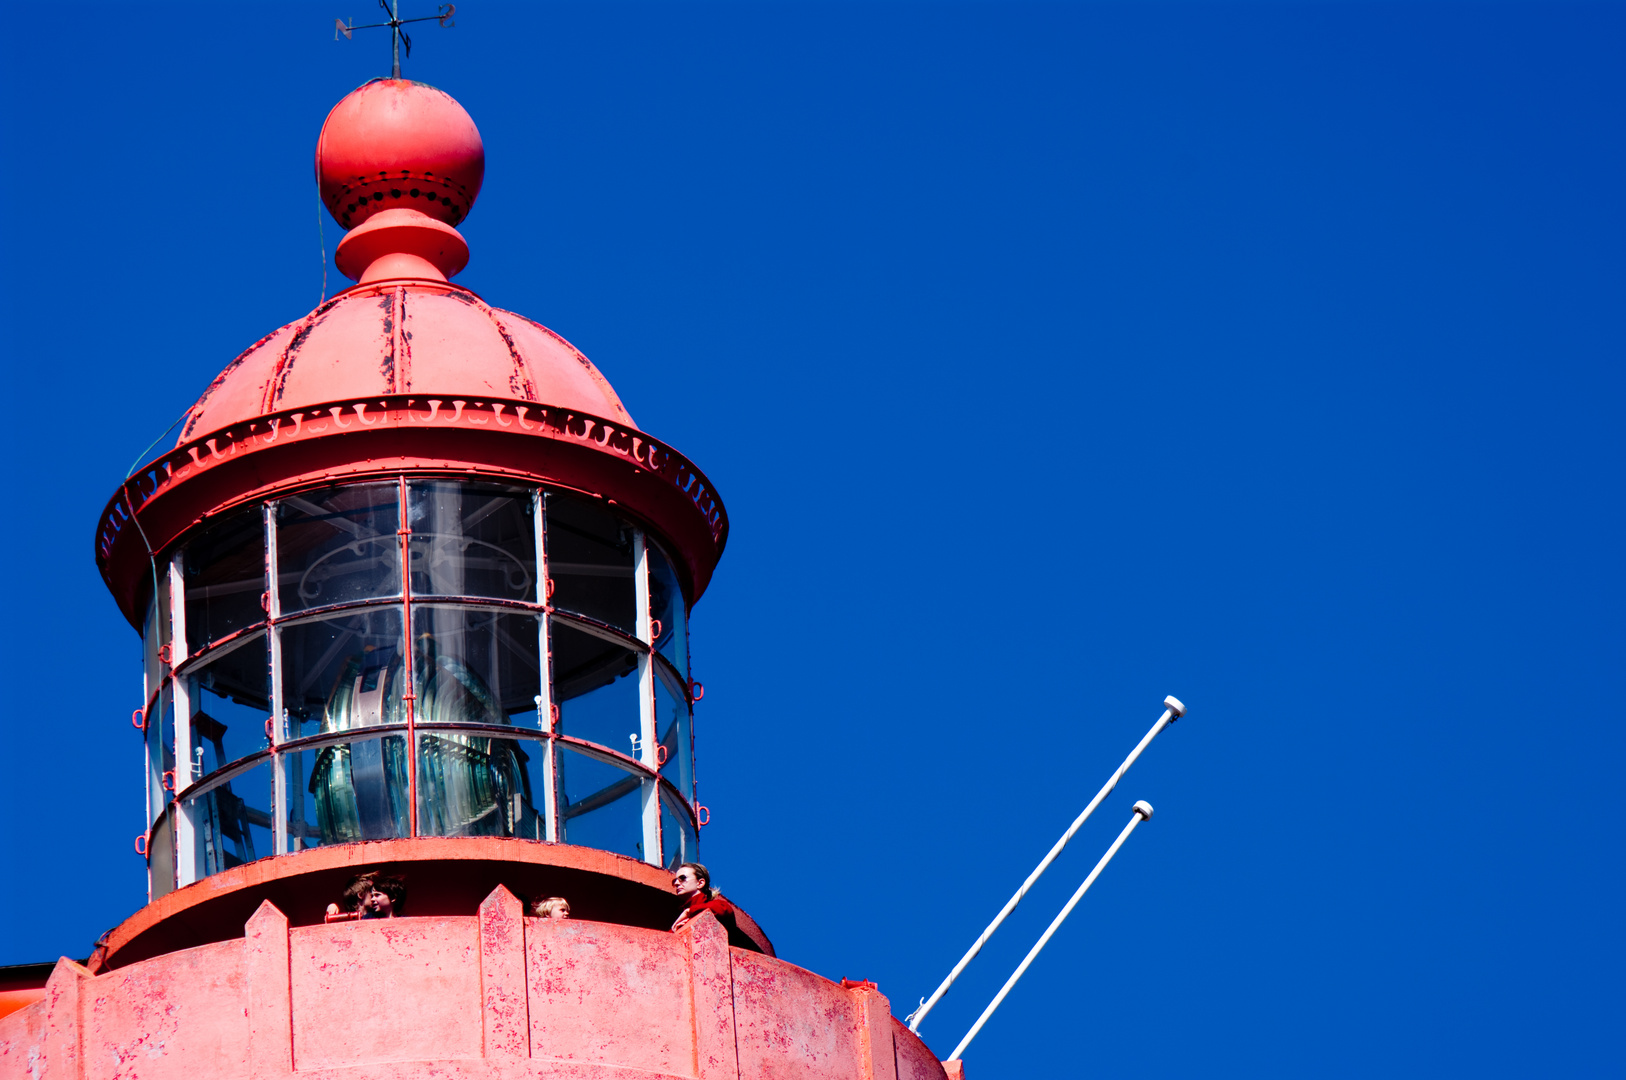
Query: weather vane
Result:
<box><xmin>336</xmin><ymin>0</ymin><xmax>456</xmax><ymax>78</ymax></box>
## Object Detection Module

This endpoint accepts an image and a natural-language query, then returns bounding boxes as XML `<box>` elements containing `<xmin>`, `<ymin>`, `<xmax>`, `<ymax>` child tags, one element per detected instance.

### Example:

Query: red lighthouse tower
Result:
<box><xmin>0</xmin><ymin>80</ymin><xmax>960</xmax><ymax>1080</ymax></box>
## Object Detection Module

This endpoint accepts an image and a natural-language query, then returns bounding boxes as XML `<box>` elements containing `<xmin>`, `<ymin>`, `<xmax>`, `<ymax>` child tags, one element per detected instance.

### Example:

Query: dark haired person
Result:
<box><xmin>669</xmin><ymin>864</ymin><xmax>765</xmax><ymax>952</ymax></box>
<box><xmin>670</xmin><ymin>862</ymin><xmax>738</xmax><ymax>935</ymax></box>
<box><xmin>325</xmin><ymin>872</ymin><xmax>407</xmax><ymax>921</ymax></box>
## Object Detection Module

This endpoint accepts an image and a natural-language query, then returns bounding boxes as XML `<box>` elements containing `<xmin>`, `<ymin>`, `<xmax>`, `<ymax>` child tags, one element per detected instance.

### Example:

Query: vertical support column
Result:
<box><xmin>680</xmin><ymin>912</ymin><xmax>739</xmax><ymax>1080</ymax></box>
<box><xmin>478</xmin><ymin>885</ymin><xmax>530</xmax><ymax>1060</ymax></box>
<box><xmin>397</xmin><ymin>476</ymin><xmax>417</xmax><ymax>837</ymax></box>
<box><xmin>266</xmin><ymin>501</ymin><xmax>287</xmax><ymax>854</ymax></box>
<box><xmin>684</xmin><ymin>612</ymin><xmax>700</xmax><ymax>859</ymax></box>
<box><xmin>37</xmin><ymin>958</ymin><xmax>89</xmax><ymax>1080</ymax></box>
<box><xmin>535</xmin><ymin>491</ymin><xmax>558</xmax><ymax>842</ymax></box>
<box><xmin>141</xmin><ymin>574</ymin><xmax>160</xmax><ymax>905</ymax></box>
<box><xmin>141</xmin><ymin>592</ymin><xmax>156</xmax><ymax>906</ymax></box>
<box><xmin>169</xmin><ymin>553</ymin><xmax>197</xmax><ymax>886</ymax></box>
<box><xmin>847</xmin><ymin>982</ymin><xmax>899</xmax><ymax>1080</ymax></box>
<box><xmin>633</xmin><ymin>530</ymin><xmax>661</xmax><ymax>866</ymax></box>
<box><xmin>141</xmin><ymin>736</ymin><xmax>152</xmax><ymax>905</ymax></box>
<box><xmin>245</xmin><ymin>900</ymin><xmax>293</xmax><ymax>1078</ymax></box>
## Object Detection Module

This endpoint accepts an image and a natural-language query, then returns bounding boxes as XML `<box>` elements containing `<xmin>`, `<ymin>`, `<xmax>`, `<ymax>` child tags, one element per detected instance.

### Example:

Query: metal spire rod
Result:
<box><xmin>948</xmin><ymin>801</ymin><xmax>1155</xmax><ymax>1061</ymax></box>
<box><xmin>907</xmin><ymin>695</ymin><xmax>1186</xmax><ymax>1033</ymax></box>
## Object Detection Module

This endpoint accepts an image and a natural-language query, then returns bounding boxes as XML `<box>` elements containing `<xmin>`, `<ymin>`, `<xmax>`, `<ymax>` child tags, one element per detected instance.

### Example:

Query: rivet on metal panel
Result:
<box><xmin>696</xmin><ymin>804</ymin><xmax>710</xmax><ymax>827</ymax></box>
<box><xmin>132</xmin><ymin>708</ymin><xmax>146</xmax><ymax>731</ymax></box>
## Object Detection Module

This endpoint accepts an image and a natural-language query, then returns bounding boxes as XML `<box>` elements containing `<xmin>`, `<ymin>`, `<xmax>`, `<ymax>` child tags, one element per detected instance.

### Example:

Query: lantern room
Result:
<box><xmin>135</xmin><ymin>479</ymin><xmax>697</xmax><ymax>897</ymax></box>
<box><xmin>96</xmin><ymin>78</ymin><xmax>725</xmax><ymax>901</ymax></box>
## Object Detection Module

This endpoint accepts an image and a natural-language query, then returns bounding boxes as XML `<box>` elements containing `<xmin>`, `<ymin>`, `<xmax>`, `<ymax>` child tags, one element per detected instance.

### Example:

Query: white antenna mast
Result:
<box><xmin>907</xmin><ymin>695</ymin><xmax>1186</xmax><ymax>1033</ymax></box>
<box><xmin>949</xmin><ymin>800</ymin><xmax>1156</xmax><ymax>1060</ymax></box>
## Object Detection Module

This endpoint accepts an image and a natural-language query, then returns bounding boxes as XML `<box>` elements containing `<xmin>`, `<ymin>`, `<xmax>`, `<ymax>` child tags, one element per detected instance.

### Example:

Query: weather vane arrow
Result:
<box><xmin>336</xmin><ymin>1</ymin><xmax>455</xmax><ymax>78</ymax></box>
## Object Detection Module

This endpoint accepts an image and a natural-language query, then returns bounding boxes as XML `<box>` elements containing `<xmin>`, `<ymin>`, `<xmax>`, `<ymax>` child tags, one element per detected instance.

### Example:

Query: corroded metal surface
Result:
<box><xmin>0</xmin><ymin>895</ymin><xmax>948</xmax><ymax>1079</ymax></box>
<box><xmin>178</xmin><ymin>283</ymin><xmax>631</xmax><ymax>441</ymax></box>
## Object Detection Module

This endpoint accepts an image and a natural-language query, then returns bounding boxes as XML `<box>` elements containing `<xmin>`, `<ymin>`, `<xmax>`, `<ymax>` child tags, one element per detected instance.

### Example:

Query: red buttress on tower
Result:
<box><xmin>0</xmin><ymin>79</ymin><xmax>963</xmax><ymax>1080</ymax></box>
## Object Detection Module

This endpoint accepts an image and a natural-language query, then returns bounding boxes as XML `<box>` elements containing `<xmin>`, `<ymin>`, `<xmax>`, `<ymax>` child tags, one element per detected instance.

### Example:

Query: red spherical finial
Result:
<box><xmin>316</xmin><ymin>79</ymin><xmax>485</xmax><ymax>282</ymax></box>
<box><xmin>317</xmin><ymin>78</ymin><xmax>484</xmax><ymax>229</ymax></box>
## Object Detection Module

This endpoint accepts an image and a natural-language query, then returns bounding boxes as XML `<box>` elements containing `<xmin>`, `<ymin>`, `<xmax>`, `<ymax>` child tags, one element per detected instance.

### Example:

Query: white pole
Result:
<box><xmin>908</xmin><ymin>696</ymin><xmax>1185</xmax><ymax>1033</ymax></box>
<box><xmin>948</xmin><ymin>801</ymin><xmax>1154</xmax><ymax>1061</ymax></box>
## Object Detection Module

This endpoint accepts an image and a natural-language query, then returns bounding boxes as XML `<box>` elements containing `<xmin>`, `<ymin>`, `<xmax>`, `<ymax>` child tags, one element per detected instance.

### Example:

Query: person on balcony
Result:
<box><xmin>532</xmin><ymin>896</ymin><xmax>570</xmax><ymax>919</ymax></box>
<box><xmin>325</xmin><ymin>872</ymin><xmax>407</xmax><ymax>921</ymax></box>
<box><xmin>670</xmin><ymin>863</ymin><xmax>737</xmax><ymax>936</ymax></box>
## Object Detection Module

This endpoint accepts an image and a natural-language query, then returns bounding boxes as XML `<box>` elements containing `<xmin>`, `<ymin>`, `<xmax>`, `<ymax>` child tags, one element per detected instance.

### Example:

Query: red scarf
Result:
<box><xmin>674</xmin><ymin>890</ymin><xmax>734</xmax><ymax>930</ymax></box>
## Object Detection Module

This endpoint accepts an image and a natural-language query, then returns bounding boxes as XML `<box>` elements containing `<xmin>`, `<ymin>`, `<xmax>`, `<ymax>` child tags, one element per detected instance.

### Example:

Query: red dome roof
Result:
<box><xmin>180</xmin><ymin>280</ymin><xmax>634</xmax><ymax>443</ymax></box>
<box><xmin>96</xmin><ymin>79</ymin><xmax>727</xmax><ymax>631</ymax></box>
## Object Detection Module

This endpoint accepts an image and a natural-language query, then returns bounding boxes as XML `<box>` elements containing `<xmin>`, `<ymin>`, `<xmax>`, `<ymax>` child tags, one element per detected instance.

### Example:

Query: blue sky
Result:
<box><xmin>1</xmin><ymin>2</ymin><xmax>1622</xmax><ymax>1077</ymax></box>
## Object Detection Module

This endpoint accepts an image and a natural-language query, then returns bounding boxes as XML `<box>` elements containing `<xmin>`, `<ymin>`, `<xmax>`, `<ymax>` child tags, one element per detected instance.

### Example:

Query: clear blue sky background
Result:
<box><xmin>1</xmin><ymin>2</ymin><xmax>1621</xmax><ymax>1077</ymax></box>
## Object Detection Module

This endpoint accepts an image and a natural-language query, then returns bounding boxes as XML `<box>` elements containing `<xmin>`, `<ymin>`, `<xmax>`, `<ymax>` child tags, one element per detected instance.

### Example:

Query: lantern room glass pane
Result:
<box><xmin>551</xmin><ymin>618</ymin><xmax>642</xmax><ymax>755</ymax></box>
<box><xmin>188</xmin><ymin>633</ymin><xmax>271</xmax><ymax>776</ymax></box>
<box><xmin>146</xmin><ymin>683</ymin><xmax>174</xmax><ymax>827</ymax></box>
<box><xmin>279</xmin><ymin>608</ymin><xmax>406</xmax><ymax>741</ymax></box>
<box><xmin>660</xmin><ymin>787</ymin><xmax>697</xmax><ymax>871</ymax></box>
<box><xmin>186</xmin><ymin>759</ymin><xmax>274</xmax><ymax>876</ymax></box>
<box><xmin>655</xmin><ymin>663</ymin><xmax>692</xmax><ymax>797</ymax></box>
<box><xmin>286</xmin><ymin>733</ymin><xmax>411</xmax><ymax>848</ymax></box>
<box><xmin>143</xmin><ymin>575</ymin><xmax>171</xmax><ymax>701</ymax></box>
<box><xmin>149</xmin><ymin>802</ymin><xmax>178</xmax><ymax>899</ymax></box>
<box><xmin>407</xmin><ymin>482</ymin><xmax>538</xmax><ymax>601</ymax></box>
<box><xmin>557</xmin><ymin>744</ymin><xmax>647</xmax><ymax>861</ymax></box>
<box><xmin>647</xmin><ymin>540</ymin><xmax>688</xmax><ymax>678</ymax></box>
<box><xmin>182</xmin><ymin>503</ymin><xmax>266</xmax><ymax>652</ymax></box>
<box><xmin>544</xmin><ymin>494</ymin><xmax>636</xmax><ymax>633</ymax></box>
<box><xmin>276</xmin><ymin>484</ymin><xmax>402</xmax><ymax>613</ymax></box>
<box><xmin>412</xmin><ymin>605</ymin><xmax>542</xmax><ymax>728</ymax></box>
<box><xmin>416</xmin><ymin>731</ymin><xmax>546</xmax><ymax>840</ymax></box>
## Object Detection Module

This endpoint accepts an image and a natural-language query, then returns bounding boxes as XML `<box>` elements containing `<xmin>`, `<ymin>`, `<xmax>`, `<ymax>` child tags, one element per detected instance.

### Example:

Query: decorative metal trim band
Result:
<box><xmin>97</xmin><ymin>395</ymin><xmax>728</xmax><ymax>580</ymax></box>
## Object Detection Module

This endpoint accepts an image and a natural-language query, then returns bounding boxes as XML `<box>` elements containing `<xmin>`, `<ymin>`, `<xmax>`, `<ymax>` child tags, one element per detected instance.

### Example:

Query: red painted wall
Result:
<box><xmin>0</xmin><ymin>887</ymin><xmax>951</xmax><ymax>1079</ymax></box>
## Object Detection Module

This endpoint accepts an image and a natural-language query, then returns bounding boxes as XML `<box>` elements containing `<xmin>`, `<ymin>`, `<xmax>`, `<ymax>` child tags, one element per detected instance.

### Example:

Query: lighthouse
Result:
<box><xmin>0</xmin><ymin>79</ymin><xmax>962</xmax><ymax>1080</ymax></box>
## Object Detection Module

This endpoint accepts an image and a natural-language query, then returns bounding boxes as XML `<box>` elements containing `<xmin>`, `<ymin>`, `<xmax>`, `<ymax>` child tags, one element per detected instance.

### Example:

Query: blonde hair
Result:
<box><xmin>533</xmin><ymin>896</ymin><xmax>570</xmax><ymax>919</ymax></box>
